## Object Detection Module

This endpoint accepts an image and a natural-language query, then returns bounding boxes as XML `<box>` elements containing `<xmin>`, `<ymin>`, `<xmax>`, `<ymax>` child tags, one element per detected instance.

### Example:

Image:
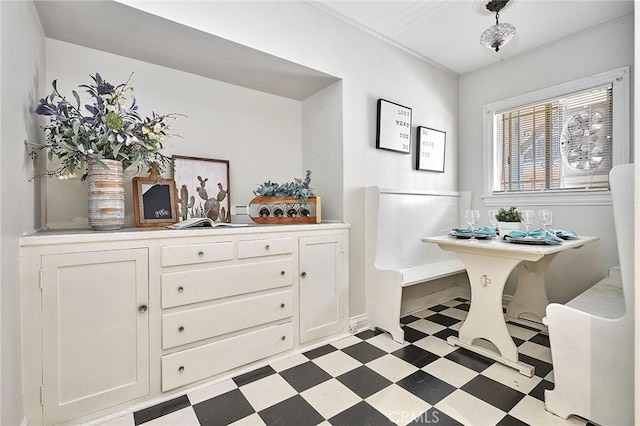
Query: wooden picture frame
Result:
<box><xmin>416</xmin><ymin>126</ymin><xmax>446</xmax><ymax>172</ymax></box>
<box><xmin>376</xmin><ymin>98</ymin><xmax>412</xmax><ymax>154</ymax></box>
<box><xmin>172</xmin><ymin>155</ymin><xmax>231</xmax><ymax>223</ymax></box>
<box><xmin>132</xmin><ymin>174</ymin><xmax>179</xmax><ymax>227</ymax></box>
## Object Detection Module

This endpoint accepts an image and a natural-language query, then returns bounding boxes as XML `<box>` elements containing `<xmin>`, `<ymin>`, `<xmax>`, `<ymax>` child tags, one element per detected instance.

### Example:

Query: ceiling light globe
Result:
<box><xmin>480</xmin><ymin>22</ymin><xmax>516</xmax><ymax>52</ymax></box>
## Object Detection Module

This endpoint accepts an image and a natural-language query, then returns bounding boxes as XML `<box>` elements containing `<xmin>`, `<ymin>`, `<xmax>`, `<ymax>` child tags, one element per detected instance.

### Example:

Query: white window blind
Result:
<box><xmin>495</xmin><ymin>84</ymin><xmax>613</xmax><ymax>193</ymax></box>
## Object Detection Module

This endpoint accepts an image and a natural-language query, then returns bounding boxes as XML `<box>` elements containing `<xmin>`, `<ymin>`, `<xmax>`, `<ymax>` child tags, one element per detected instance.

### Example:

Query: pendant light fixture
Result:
<box><xmin>479</xmin><ymin>0</ymin><xmax>516</xmax><ymax>52</ymax></box>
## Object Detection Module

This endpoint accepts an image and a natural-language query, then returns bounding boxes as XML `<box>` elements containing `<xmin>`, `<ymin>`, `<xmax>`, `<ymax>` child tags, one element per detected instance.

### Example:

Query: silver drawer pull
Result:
<box><xmin>301</xmin><ymin>272</ymin><xmax>307</xmax><ymax>278</ymax></box>
<box><xmin>265</xmin><ymin>244</ymin><xmax>270</xmax><ymax>250</ymax></box>
<box><xmin>179</xmin><ymin>326</ymin><xmax>185</xmax><ymax>332</ymax></box>
<box><xmin>178</xmin><ymin>366</ymin><xmax>185</xmax><ymax>372</ymax></box>
<box><xmin>178</xmin><ymin>286</ymin><xmax>184</xmax><ymax>293</ymax></box>
<box><xmin>281</xmin><ymin>336</ymin><xmax>286</xmax><ymax>341</ymax></box>
<box><xmin>138</xmin><ymin>305</ymin><xmax>148</xmax><ymax>313</ymax></box>
<box><xmin>280</xmin><ymin>303</ymin><xmax>285</xmax><ymax>308</ymax></box>
<box><xmin>198</xmin><ymin>251</ymin><xmax>204</xmax><ymax>257</ymax></box>
<box><xmin>281</xmin><ymin>271</ymin><xmax>285</xmax><ymax>276</ymax></box>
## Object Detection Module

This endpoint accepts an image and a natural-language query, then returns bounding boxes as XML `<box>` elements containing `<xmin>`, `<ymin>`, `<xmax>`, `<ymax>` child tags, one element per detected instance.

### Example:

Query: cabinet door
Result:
<box><xmin>299</xmin><ymin>234</ymin><xmax>347</xmax><ymax>343</ymax></box>
<box><xmin>41</xmin><ymin>248</ymin><xmax>149</xmax><ymax>425</ymax></box>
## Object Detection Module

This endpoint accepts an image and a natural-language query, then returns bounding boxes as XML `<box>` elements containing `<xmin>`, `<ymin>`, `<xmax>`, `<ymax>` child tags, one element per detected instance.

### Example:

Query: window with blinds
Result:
<box><xmin>494</xmin><ymin>84</ymin><xmax>613</xmax><ymax>193</ymax></box>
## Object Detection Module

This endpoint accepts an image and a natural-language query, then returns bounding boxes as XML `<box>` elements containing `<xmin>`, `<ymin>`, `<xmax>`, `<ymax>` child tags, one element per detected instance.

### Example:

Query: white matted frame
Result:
<box><xmin>172</xmin><ymin>155</ymin><xmax>231</xmax><ymax>223</ymax></box>
<box><xmin>416</xmin><ymin>126</ymin><xmax>446</xmax><ymax>172</ymax></box>
<box><xmin>376</xmin><ymin>99</ymin><xmax>412</xmax><ymax>154</ymax></box>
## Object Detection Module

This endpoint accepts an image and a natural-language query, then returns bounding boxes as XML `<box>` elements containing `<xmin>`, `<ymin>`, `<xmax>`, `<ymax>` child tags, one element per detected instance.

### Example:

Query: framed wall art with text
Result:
<box><xmin>416</xmin><ymin>126</ymin><xmax>446</xmax><ymax>172</ymax></box>
<box><xmin>376</xmin><ymin>99</ymin><xmax>412</xmax><ymax>154</ymax></box>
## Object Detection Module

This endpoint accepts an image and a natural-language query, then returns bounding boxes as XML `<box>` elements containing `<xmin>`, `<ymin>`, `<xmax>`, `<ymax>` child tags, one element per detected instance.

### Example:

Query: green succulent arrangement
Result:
<box><xmin>496</xmin><ymin>206</ymin><xmax>522</xmax><ymax>222</ymax></box>
<box><xmin>254</xmin><ymin>170</ymin><xmax>314</xmax><ymax>202</ymax></box>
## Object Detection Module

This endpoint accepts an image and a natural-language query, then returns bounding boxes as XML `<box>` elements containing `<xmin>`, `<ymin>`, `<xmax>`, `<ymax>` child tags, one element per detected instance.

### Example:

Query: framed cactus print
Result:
<box><xmin>172</xmin><ymin>155</ymin><xmax>231</xmax><ymax>223</ymax></box>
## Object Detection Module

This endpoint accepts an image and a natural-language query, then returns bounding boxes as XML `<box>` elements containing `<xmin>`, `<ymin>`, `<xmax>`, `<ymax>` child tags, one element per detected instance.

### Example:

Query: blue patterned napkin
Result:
<box><xmin>452</xmin><ymin>227</ymin><xmax>497</xmax><ymax>237</ymax></box>
<box><xmin>506</xmin><ymin>229</ymin><xmax>563</xmax><ymax>244</ymax></box>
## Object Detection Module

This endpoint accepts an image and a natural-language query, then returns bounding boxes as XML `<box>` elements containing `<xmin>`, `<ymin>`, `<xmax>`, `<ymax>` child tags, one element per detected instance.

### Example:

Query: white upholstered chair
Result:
<box><xmin>544</xmin><ymin>163</ymin><xmax>635</xmax><ymax>425</ymax></box>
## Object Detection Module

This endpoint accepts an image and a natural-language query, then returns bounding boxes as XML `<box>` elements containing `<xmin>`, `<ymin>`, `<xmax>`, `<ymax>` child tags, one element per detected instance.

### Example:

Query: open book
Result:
<box><xmin>166</xmin><ymin>217</ymin><xmax>250</xmax><ymax>230</ymax></box>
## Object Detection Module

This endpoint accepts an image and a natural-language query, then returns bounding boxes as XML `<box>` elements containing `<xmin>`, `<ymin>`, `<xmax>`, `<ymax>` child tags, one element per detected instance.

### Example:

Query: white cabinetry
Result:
<box><xmin>299</xmin><ymin>234</ymin><xmax>348</xmax><ymax>343</ymax></box>
<box><xmin>159</xmin><ymin>235</ymin><xmax>296</xmax><ymax>391</ymax></box>
<box><xmin>21</xmin><ymin>224</ymin><xmax>349</xmax><ymax>425</ymax></box>
<box><xmin>37</xmin><ymin>249</ymin><xmax>149</xmax><ymax>426</ymax></box>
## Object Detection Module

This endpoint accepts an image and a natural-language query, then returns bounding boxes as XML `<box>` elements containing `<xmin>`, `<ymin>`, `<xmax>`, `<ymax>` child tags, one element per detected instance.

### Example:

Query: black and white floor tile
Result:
<box><xmin>96</xmin><ymin>298</ymin><xmax>595</xmax><ymax>426</ymax></box>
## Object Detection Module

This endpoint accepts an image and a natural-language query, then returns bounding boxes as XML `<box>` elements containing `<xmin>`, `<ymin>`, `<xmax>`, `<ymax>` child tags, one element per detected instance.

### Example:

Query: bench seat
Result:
<box><xmin>564</xmin><ymin>267</ymin><xmax>623</xmax><ymax>319</ymax></box>
<box><xmin>365</xmin><ymin>186</ymin><xmax>469</xmax><ymax>343</ymax></box>
<box><xmin>400</xmin><ymin>259</ymin><xmax>465</xmax><ymax>287</ymax></box>
<box><xmin>544</xmin><ymin>164</ymin><xmax>634</xmax><ymax>426</ymax></box>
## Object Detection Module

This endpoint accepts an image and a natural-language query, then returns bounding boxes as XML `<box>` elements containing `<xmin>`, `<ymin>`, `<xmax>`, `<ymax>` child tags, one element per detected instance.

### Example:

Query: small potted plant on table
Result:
<box><xmin>495</xmin><ymin>206</ymin><xmax>522</xmax><ymax>234</ymax></box>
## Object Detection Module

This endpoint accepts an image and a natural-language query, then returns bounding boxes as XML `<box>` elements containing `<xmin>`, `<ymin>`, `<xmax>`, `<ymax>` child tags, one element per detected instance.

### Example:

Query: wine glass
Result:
<box><xmin>488</xmin><ymin>209</ymin><xmax>498</xmax><ymax>233</ymax></box>
<box><xmin>521</xmin><ymin>210</ymin><xmax>535</xmax><ymax>233</ymax></box>
<box><xmin>538</xmin><ymin>209</ymin><xmax>553</xmax><ymax>230</ymax></box>
<box><xmin>465</xmin><ymin>210</ymin><xmax>480</xmax><ymax>240</ymax></box>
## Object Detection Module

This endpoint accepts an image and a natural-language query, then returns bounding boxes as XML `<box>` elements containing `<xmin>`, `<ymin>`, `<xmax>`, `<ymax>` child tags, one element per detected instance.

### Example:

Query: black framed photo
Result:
<box><xmin>416</xmin><ymin>126</ymin><xmax>446</xmax><ymax>172</ymax></box>
<box><xmin>376</xmin><ymin>99</ymin><xmax>412</xmax><ymax>154</ymax></box>
<box><xmin>132</xmin><ymin>174</ymin><xmax>178</xmax><ymax>227</ymax></box>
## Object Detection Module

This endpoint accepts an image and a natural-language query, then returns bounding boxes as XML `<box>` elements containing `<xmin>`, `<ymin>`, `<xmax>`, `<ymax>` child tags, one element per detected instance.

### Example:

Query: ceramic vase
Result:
<box><xmin>87</xmin><ymin>159</ymin><xmax>125</xmax><ymax>231</ymax></box>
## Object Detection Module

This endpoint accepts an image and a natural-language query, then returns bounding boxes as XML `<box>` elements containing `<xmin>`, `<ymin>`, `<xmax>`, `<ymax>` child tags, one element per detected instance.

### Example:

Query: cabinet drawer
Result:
<box><xmin>237</xmin><ymin>237</ymin><xmax>294</xmax><ymax>259</ymax></box>
<box><xmin>162</xmin><ymin>322</ymin><xmax>293</xmax><ymax>391</ymax></box>
<box><xmin>162</xmin><ymin>290</ymin><xmax>293</xmax><ymax>349</ymax></box>
<box><xmin>162</xmin><ymin>259</ymin><xmax>293</xmax><ymax>308</ymax></box>
<box><xmin>162</xmin><ymin>241</ymin><xmax>234</xmax><ymax>267</ymax></box>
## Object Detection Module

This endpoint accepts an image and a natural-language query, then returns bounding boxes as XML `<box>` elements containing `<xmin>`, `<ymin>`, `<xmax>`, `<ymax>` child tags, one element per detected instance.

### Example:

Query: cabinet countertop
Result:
<box><xmin>21</xmin><ymin>222</ymin><xmax>350</xmax><ymax>246</ymax></box>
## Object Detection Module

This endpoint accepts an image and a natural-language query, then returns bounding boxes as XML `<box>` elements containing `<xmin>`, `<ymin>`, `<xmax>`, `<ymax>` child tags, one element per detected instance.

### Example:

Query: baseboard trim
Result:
<box><xmin>401</xmin><ymin>286</ymin><xmax>460</xmax><ymax>316</ymax></box>
<box><xmin>349</xmin><ymin>313</ymin><xmax>368</xmax><ymax>334</ymax></box>
<box><xmin>351</xmin><ymin>286</ymin><xmax>472</xmax><ymax>334</ymax></box>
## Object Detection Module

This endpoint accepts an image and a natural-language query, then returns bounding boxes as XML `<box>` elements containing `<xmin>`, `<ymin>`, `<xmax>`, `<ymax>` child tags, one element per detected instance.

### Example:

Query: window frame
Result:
<box><xmin>482</xmin><ymin>67</ymin><xmax>630</xmax><ymax>206</ymax></box>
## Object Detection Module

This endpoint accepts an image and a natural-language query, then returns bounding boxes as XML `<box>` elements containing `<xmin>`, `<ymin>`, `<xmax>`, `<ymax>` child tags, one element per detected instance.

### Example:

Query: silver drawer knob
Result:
<box><xmin>178</xmin><ymin>286</ymin><xmax>184</xmax><ymax>293</ymax></box>
<box><xmin>179</xmin><ymin>326</ymin><xmax>185</xmax><ymax>332</ymax></box>
<box><xmin>265</xmin><ymin>244</ymin><xmax>270</xmax><ymax>250</ymax></box>
<box><xmin>280</xmin><ymin>303</ymin><xmax>285</xmax><ymax>308</ymax></box>
<box><xmin>138</xmin><ymin>305</ymin><xmax>148</xmax><ymax>313</ymax></box>
<box><xmin>198</xmin><ymin>251</ymin><xmax>204</xmax><ymax>257</ymax></box>
<box><xmin>301</xmin><ymin>272</ymin><xmax>307</xmax><ymax>278</ymax></box>
<box><xmin>281</xmin><ymin>336</ymin><xmax>286</xmax><ymax>341</ymax></box>
<box><xmin>178</xmin><ymin>366</ymin><xmax>185</xmax><ymax>372</ymax></box>
<box><xmin>281</xmin><ymin>271</ymin><xmax>285</xmax><ymax>276</ymax></box>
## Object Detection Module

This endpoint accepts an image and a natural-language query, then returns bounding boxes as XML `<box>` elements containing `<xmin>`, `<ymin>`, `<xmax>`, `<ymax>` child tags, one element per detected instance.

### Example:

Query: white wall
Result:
<box><xmin>459</xmin><ymin>14</ymin><xmax>634</xmax><ymax>302</ymax></box>
<box><xmin>0</xmin><ymin>1</ymin><xmax>45</xmax><ymax>424</ymax></box>
<box><xmin>301</xmin><ymin>81</ymin><xmax>343</xmax><ymax>221</ymax></box>
<box><xmin>44</xmin><ymin>39</ymin><xmax>303</xmax><ymax>228</ymax></box>
<box><xmin>120</xmin><ymin>0</ymin><xmax>460</xmax><ymax>316</ymax></box>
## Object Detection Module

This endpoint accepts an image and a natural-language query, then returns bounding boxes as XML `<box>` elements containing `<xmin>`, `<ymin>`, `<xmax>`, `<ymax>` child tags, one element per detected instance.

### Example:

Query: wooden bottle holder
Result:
<box><xmin>248</xmin><ymin>196</ymin><xmax>321</xmax><ymax>224</ymax></box>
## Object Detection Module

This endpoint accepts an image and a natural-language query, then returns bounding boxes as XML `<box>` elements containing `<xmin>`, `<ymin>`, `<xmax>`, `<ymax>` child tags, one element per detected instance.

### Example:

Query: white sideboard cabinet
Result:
<box><xmin>21</xmin><ymin>223</ymin><xmax>349</xmax><ymax>425</ymax></box>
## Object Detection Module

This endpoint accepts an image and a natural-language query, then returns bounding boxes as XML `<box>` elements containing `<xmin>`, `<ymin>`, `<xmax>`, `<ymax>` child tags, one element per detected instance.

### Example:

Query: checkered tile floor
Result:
<box><xmin>98</xmin><ymin>298</ymin><xmax>595</xmax><ymax>426</ymax></box>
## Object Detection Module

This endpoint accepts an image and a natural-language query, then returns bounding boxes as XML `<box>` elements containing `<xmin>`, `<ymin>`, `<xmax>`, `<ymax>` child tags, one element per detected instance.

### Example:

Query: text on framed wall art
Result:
<box><xmin>376</xmin><ymin>99</ymin><xmax>412</xmax><ymax>154</ymax></box>
<box><xmin>416</xmin><ymin>126</ymin><xmax>446</xmax><ymax>172</ymax></box>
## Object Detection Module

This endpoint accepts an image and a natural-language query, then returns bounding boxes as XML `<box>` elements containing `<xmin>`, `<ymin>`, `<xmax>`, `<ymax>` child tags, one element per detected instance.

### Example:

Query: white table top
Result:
<box><xmin>422</xmin><ymin>234</ymin><xmax>600</xmax><ymax>262</ymax></box>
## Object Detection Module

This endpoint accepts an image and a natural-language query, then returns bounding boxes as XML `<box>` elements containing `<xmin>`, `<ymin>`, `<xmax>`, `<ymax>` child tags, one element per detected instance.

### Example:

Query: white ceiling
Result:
<box><xmin>312</xmin><ymin>0</ymin><xmax>634</xmax><ymax>75</ymax></box>
<box><xmin>34</xmin><ymin>1</ymin><xmax>339</xmax><ymax>100</ymax></box>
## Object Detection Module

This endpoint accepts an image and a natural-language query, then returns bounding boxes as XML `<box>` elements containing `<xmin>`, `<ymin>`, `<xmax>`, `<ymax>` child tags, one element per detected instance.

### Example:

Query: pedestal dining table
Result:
<box><xmin>421</xmin><ymin>234</ymin><xmax>599</xmax><ymax>377</ymax></box>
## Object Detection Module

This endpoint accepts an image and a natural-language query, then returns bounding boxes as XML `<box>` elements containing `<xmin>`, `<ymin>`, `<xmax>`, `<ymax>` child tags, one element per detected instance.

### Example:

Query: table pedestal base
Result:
<box><xmin>505</xmin><ymin>255</ymin><xmax>558</xmax><ymax>327</ymax></box>
<box><xmin>446</xmin><ymin>336</ymin><xmax>534</xmax><ymax>377</ymax></box>
<box><xmin>454</xmin><ymin>252</ymin><xmax>535</xmax><ymax>376</ymax></box>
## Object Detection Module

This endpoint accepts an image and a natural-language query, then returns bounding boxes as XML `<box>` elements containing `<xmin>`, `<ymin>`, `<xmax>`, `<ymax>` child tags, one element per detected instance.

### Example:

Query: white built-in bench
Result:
<box><xmin>544</xmin><ymin>164</ymin><xmax>634</xmax><ymax>426</ymax></box>
<box><xmin>365</xmin><ymin>187</ymin><xmax>470</xmax><ymax>343</ymax></box>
